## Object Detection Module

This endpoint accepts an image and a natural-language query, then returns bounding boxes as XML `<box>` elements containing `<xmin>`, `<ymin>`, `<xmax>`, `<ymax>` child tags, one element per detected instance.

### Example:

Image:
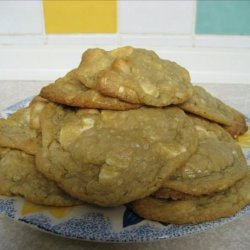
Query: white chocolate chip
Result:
<box><xmin>161</xmin><ymin>144</ymin><xmax>187</xmax><ymax>159</ymax></box>
<box><xmin>200</xmin><ymin>98</ymin><xmax>206</xmax><ymax>104</ymax></box>
<box><xmin>118</xmin><ymin>86</ymin><xmax>125</xmax><ymax>93</ymax></box>
<box><xmin>99</xmin><ymin>165</ymin><xmax>119</xmax><ymax>183</ymax></box>
<box><xmin>232</xmin><ymin>150</ymin><xmax>237</xmax><ymax>156</ymax></box>
<box><xmin>195</xmin><ymin>125</ymin><xmax>216</xmax><ymax>138</ymax></box>
<box><xmin>141</xmin><ymin>82</ymin><xmax>159</xmax><ymax>98</ymax></box>
<box><xmin>82</xmin><ymin>118</ymin><xmax>95</xmax><ymax>131</ymax></box>
<box><xmin>176</xmin><ymin>92</ymin><xmax>184</xmax><ymax>98</ymax></box>
<box><xmin>60</xmin><ymin>118</ymin><xmax>95</xmax><ymax>149</ymax></box>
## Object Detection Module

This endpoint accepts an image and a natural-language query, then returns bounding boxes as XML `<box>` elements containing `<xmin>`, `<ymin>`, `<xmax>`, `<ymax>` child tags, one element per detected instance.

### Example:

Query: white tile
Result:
<box><xmin>195</xmin><ymin>35</ymin><xmax>250</xmax><ymax>48</ymax></box>
<box><xmin>119</xmin><ymin>0</ymin><xmax>193</xmax><ymax>34</ymax></box>
<box><xmin>0</xmin><ymin>1</ymin><xmax>43</xmax><ymax>34</ymax></box>
<box><xmin>120</xmin><ymin>34</ymin><xmax>193</xmax><ymax>47</ymax></box>
<box><xmin>46</xmin><ymin>34</ymin><xmax>119</xmax><ymax>45</ymax></box>
<box><xmin>0</xmin><ymin>35</ymin><xmax>45</xmax><ymax>45</ymax></box>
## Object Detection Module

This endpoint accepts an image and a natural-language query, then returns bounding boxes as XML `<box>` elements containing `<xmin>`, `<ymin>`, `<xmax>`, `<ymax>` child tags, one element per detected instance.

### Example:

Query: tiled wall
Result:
<box><xmin>0</xmin><ymin>0</ymin><xmax>250</xmax><ymax>48</ymax></box>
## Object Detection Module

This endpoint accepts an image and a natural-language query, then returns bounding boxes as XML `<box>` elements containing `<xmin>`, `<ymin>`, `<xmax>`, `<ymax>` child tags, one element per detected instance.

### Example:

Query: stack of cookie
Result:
<box><xmin>0</xmin><ymin>46</ymin><xmax>249</xmax><ymax>224</ymax></box>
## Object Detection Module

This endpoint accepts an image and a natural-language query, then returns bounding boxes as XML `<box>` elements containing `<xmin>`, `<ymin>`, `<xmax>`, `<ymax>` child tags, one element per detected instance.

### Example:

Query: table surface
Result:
<box><xmin>0</xmin><ymin>81</ymin><xmax>250</xmax><ymax>250</ymax></box>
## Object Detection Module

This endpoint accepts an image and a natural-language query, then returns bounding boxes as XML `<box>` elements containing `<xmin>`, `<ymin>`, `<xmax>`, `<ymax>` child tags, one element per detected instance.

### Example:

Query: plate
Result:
<box><xmin>0</xmin><ymin>97</ymin><xmax>250</xmax><ymax>243</ymax></box>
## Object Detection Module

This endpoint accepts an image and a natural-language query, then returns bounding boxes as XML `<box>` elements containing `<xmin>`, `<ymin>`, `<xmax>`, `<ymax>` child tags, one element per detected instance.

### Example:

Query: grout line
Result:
<box><xmin>1</xmin><ymin>34</ymin><xmax>250</xmax><ymax>39</ymax></box>
<box><xmin>116</xmin><ymin>0</ymin><xmax>121</xmax><ymax>46</ymax></box>
<box><xmin>192</xmin><ymin>34</ymin><xmax>250</xmax><ymax>39</ymax></box>
<box><xmin>191</xmin><ymin>0</ymin><xmax>197</xmax><ymax>47</ymax></box>
<box><xmin>0</xmin><ymin>33</ymin><xmax>43</xmax><ymax>36</ymax></box>
<box><xmin>39</xmin><ymin>0</ymin><xmax>47</xmax><ymax>45</ymax></box>
<box><xmin>119</xmin><ymin>32</ymin><xmax>193</xmax><ymax>36</ymax></box>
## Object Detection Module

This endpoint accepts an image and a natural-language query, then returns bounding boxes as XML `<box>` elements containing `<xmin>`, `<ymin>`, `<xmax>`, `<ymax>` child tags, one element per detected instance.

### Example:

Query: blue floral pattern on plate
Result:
<box><xmin>0</xmin><ymin>97</ymin><xmax>250</xmax><ymax>242</ymax></box>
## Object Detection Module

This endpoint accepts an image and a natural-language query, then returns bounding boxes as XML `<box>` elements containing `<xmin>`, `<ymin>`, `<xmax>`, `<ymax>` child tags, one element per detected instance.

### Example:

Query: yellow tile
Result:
<box><xmin>43</xmin><ymin>0</ymin><xmax>117</xmax><ymax>33</ymax></box>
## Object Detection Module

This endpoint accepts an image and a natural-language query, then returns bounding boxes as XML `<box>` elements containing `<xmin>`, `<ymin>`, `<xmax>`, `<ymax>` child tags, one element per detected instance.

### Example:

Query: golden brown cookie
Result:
<box><xmin>0</xmin><ymin>107</ymin><xmax>40</xmax><ymax>155</ymax></box>
<box><xmin>179</xmin><ymin>86</ymin><xmax>248</xmax><ymax>138</ymax></box>
<box><xmin>132</xmin><ymin>174</ymin><xmax>250</xmax><ymax>224</ymax></box>
<box><xmin>36</xmin><ymin>103</ymin><xmax>198</xmax><ymax>207</ymax></box>
<box><xmin>0</xmin><ymin>147</ymin><xmax>81</xmax><ymax>206</ymax></box>
<box><xmin>77</xmin><ymin>46</ymin><xmax>193</xmax><ymax>107</ymax></box>
<box><xmin>0</xmin><ymin>97</ymin><xmax>48</xmax><ymax>155</ymax></box>
<box><xmin>189</xmin><ymin>114</ymin><xmax>233</xmax><ymax>141</ymax></box>
<box><xmin>157</xmin><ymin>139</ymin><xmax>248</xmax><ymax>197</ymax></box>
<box><xmin>40</xmin><ymin>69</ymin><xmax>140</xmax><ymax>110</ymax></box>
<box><xmin>156</xmin><ymin>116</ymin><xmax>248</xmax><ymax>197</ymax></box>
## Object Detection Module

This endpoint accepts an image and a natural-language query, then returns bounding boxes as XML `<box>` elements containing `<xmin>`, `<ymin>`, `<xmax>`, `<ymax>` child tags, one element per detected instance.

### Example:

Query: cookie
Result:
<box><xmin>0</xmin><ymin>107</ymin><xmax>40</xmax><ymax>155</ymax></box>
<box><xmin>156</xmin><ymin>116</ymin><xmax>248</xmax><ymax>197</ymax></box>
<box><xmin>156</xmin><ymin>139</ymin><xmax>248</xmax><ymax>197</ymax></box>
<box><xmin>179</xmin><ymin>86</ymin><xmax>248</xmax><ymax>138</ymax></box>
<box><xmin>0</xmin><ymin>97</ymin><xmax>48</xmax><ymax>155</ymax></box>
<box><xmin>77</xmin><ymin>46</ymin><xmax>193</xmax><ymax>107</ymax></box>
<box><xmin>36</xmin><ymin>103</ymin><xmax>198</xmax><ymax>206</ymax></box>
<box><xmin>188</xmin><ymin>114</ymin><xmax>234</xmax><ymax>141</ymax></box>
<box><xmin>132</xmin><ymin>174</ymin><xmax>250</xmax><ymax>224</ymax></box>
<box><xmin>0</xmin><ymin>147</ymin><xmax>81</xmax><ymax>206</ymax></box>
<box><xmin>40</xmin><ymin>69</ymin><xmax>140</xmax><ymax>110</ymax></box>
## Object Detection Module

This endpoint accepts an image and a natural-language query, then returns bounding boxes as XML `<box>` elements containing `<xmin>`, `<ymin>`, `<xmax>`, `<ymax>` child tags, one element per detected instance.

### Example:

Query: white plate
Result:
<box><xmin>0</xmin><ymin>97</ymin><xmax>250</xmax><ymax>242</ymax></box>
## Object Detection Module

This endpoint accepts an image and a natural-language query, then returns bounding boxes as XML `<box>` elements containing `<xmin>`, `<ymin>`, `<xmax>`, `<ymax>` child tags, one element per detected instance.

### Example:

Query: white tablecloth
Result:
<box><xmin>0</xmin><ymin>81</ymin><xmax>250</xmax><ymax>250</ymax></box>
